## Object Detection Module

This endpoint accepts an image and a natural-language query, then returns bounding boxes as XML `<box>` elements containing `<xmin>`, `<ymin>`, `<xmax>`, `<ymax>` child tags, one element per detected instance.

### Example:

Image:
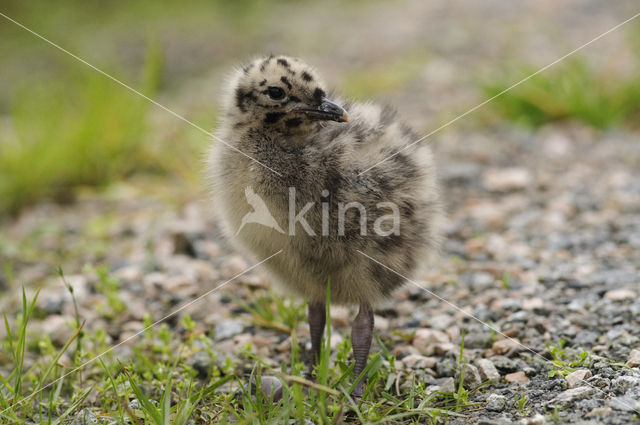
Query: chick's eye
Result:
<box><xmin>267</xmin><ymin>86</ymin><xmax>286</xmax><ymax>100</ymax></box>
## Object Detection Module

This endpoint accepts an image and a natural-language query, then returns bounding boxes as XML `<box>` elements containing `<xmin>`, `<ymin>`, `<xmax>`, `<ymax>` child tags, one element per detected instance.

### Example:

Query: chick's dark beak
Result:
<box><xmin>299</xmin><ymin>97</ymin><xmax>349</xmax><ymax>123</ymax></box>
<box><xmin>319</xmin><ymin>97</ymin><xmax>349</xmax><ymax>122</ymax></box>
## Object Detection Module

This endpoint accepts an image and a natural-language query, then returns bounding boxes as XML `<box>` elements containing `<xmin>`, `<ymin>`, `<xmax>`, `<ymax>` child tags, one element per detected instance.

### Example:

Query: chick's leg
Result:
<box><xmin>307</xmin><ymin>301</ymin><xmax>326</xmax><ymax>377</ymax></box>
<box><xmin>351</xmin><ymin>303</ymin><xmax>374</xmax><ymax>398</ymax></box>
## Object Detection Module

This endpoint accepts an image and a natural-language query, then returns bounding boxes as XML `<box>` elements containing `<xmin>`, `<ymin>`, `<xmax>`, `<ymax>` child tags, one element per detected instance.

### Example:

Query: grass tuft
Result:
<box><xmin>481</xmin><ymin>55</ymin><xmax>640</xmax><ymax>129</ymax></box>
<box><xmin>0</xmin><ymin>283</ymin><xmax>478</xmax><ymax>423</ymax></box>
<box><xmin>0</xmin><ymin>42</ymin><xmax>162</xmax><ymax>215</ymax></box>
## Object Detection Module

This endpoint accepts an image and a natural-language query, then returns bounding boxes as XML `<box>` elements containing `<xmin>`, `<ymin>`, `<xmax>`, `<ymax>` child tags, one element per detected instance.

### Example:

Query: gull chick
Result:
<box><xmin>208</xmin><ymin>55</ymin><xmax>440</xmax><ymax>398</ymax></box>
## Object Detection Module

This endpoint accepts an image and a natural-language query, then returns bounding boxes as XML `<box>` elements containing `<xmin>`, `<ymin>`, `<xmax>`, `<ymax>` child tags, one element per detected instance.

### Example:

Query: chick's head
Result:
<box><xmin>225</xmin><ymin>55</ymin><xmax>348</xmax><ymax>137</ymax></box>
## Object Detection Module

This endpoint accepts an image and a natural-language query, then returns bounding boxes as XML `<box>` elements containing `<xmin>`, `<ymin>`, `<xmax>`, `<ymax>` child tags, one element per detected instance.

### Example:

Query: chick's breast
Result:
<box><xmin>210</xmin><ymin>100</ymin><xmax>440</xmax><ymax>306</ymax></box>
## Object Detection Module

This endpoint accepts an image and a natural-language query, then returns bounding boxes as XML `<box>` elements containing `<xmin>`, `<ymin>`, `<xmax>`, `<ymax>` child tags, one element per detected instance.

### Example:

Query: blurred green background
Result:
<box><xmin>1</xmin><ymin>0</ymin><xmax>639</xmax><ymax>215</ymax></box>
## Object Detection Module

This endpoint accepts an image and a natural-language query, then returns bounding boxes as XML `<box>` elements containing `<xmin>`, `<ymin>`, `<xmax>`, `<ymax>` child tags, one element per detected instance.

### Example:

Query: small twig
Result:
<box><xmin>272</xmin><ymin>371</ymin><xmax>340</xmax><ymax>396</ymax></box>
<box><xmin>251</xmin><ymin>316</ymin><xmax>292</xmax><ymax>334</ymax></box>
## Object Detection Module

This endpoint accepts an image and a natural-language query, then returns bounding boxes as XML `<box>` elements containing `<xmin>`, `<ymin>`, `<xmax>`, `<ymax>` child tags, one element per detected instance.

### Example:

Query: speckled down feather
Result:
<box><xmin>208</xmin><ymin>55</ymin><xmax>441</xmax><ymax>305</ymax></box>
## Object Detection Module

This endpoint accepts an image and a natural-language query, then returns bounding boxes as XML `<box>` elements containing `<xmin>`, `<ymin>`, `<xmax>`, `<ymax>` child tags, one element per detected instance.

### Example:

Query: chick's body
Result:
<box><xmin>208</xmin><ymin>55</ymin><xmax>440</xmax><ymax>396</ymax></box>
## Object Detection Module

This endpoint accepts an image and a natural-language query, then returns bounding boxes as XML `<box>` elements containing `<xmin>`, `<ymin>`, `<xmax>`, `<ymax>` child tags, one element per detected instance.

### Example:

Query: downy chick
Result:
<box><xmin>208</xmin><ymin>55</ymin><xmax>440</xmax><ymax>398</ymax></box>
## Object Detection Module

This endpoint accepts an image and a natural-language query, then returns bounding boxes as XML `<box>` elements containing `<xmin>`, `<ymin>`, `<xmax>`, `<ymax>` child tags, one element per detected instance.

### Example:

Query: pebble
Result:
<box><xmin>611</xmin><ymin>375</ymin><xmax>640</xmax><ymax>394</ymax></box>
<box><xmin>584</xmin><ymin>407</ymin><xmax>612</xmax><ymax>418</ymax></box>
<box><xmin>522</xmin><ymin>297</ymin><xmax>544</xmax><ymax>311</ymax></box>
<box><xmin>548</xmin><ymin>386</ymin><xmax>595</xmax><ymax>407</ymax></box>
<box><xmin>74</xmin><ymin>408</ymin><xmax>99</xmax><ymax>424</ymax></box>
<box><xmin>519</xmin><ymin>413</ymin><xmax>546</xmax><ymax>425</ymax></box>
<box><xmin>220</xmin><ymin>255</ymin><xmax>249</xmax><ymax>279</ymax></box>
<box><xmin>412</xmin><ymin>328</ymin><xmax>450</xmax><ymax>356</ymax></box>
<box><xmin>604</xmin><ymin>289</ymin><xmax>636</xmax><ymax>302</ymax></box>
<box><xmin>426</xmin><ymin>313</ymin><xmax>455</xmax><ymax>330</ymax></box>
<box><xmin>491</xmin><ymin>356</ymin><xmax>520</xmax><ymax>373</ymax></box>
<box><xmin>438</xmin><ymin>377</ymin><xmax>455</xmax><ymax>394</ymax></box>
<box><xmin>609</xmin><ymin>395</ymin><xmax>640</xmax><ymax>412</ymax></box>
<box><xmin>482</xmin><ymin>167</ymin><xmax>532</xmax><ymax>192</ymax></box>
<box><xmin>38</xmin><ymin>274</ymin><xmax>90</xmax><ymax>314</ymax></box>
<box><xmin>626</xmin><ymin>349</ymin><xmax>640</xmax><ymax>367</ymax></box>
<box><xmin>329</xmin><ymin>332</ymin><xmax>344</xmax><ymax>349</ymax></box>
<box><xmin>402</xmin><ymin>354</ymin><xmax>437</xmax><ymax>370</ymax></box>
<box><xmin>374</xmin><ymin>315</ymin><xmax>390</xmax><ymax>331</ymax></box>
<box><xmin>252</xmin><ymin>375</ymin><xmax>283</xmax><ymax>402</ymax></box>
<box><xmin>113</xmin><ymin>265</ymin><xmax>143</xmax><ymax>283</ymax></box>
<box><xmin>330</xmin><ymin>306</ymin><xmax>349</xmax><ymax>328</ymax></box>
<box><xmin>121</xmin><ymin>320</ymin><xmax>144</xmax><ymax>333</ymax></box>
<box><xmin>478</xmin><ymin>419</ymin><xmax>514</xmax><ymax>425</ymax></box>
<box><xmin>189</xmin><ymin>352</ymin><xmax>211</xmax><ymax>377</ymax></box>
<box><xmin>492</xmin><ymin>338</ymin><xmax>521</xmax><ymax>355</ymax></box>
<box><xmin>193</xmin><ymin>240</ymin><xmax>220</xmax><ymax>260</ymax></box>
<box><xmin>161</xmin><ymin>275</ymin><xmax>198</xmax><ymax>298</ymax></box>
<box><xmin>485</xmin><ymin>393</ymin><xmax>507</xmax><ymax>412</ymax></box>
<box><xmin>458</xmin><ymin>363</ymin><xmax>482</xmax><ymax>389</ymax></box>
<box><xmin>40</xmin><ymin>315</ymin><xmax>72</xmax><ymax>346</ymax></box>
<box><xmin>564</xmin><ymin>369</ymin><xmax>591</xmax><ymax>388</ymax></box>
<box><xmin>476</xmin><ymin>358</ymin><xmax>501</xmax><ymax>381</ymax></box>
<box><xmin>504</xmin><ymin>371</ymin><xmax>529</xmax><ymax>383</ymax></box>
<box><xmin>214</xmin><ymin>320</ymin><xmax>244</xmax><ymax>341</ymax></box>
<box><xmin>464</xmin><ymin>332</ymin><xmax>491</xmax><ymax>349</ymax></box>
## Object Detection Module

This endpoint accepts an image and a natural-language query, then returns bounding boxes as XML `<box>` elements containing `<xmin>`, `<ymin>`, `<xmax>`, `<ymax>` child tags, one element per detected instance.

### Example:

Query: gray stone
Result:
<box><xmin>485</xmin><ymin>393</ymin><xmax>507</xmax><ymax>412</ymax></box>
<box><xmin>40</xmin><ymin>315</ymin><xmax>72</xmax><ymax>346</ymax></box>
<box><xmin>189</xmin><ymin>351</ymin><xmax>211</xmax><ymax>377</ymax></box>
<box><xmin>413</xmin><ymin>328</ymin><xmax>450</xmax><ymax>356</ymax></box>
<box><xmin>519</xmin><ymin>413</ymin><xmax>546</xmax><ymax>425</ymax></box>
<box><xmin>604</xmin><ymin>289</ymin><xmax>636</xmax><ymax>302</ymax></box>
<box><xmin>464</xmin><ymin>332</ymin><xmax>492</xmax><ymax>349</ymax></box>
<box><xmin>251</xmin><ymin>375</ymin><xmax>283</xmax><ymax>402</ymax></box>
<box><xmin>611</xmin><ymin>375</ymin><xmax>640</xmax><ymax>395</ymax></box>
<box><xmin>73</xmin><ymin>408</ymin><xmax>98</xmax><ymax>425</ymax></box>
<box><xmin>438</xmin><ymin>377</ymin><xmax>456</xmax><ymax>394</ymax></box>
<box><xmin>626</xmin><ymin>349</ymin><xmax>640</xmax><ymax>367</ymax></box>
<box><xmin>402</xmin><ymin>354</ymin><xmax>438</xmax><ymax>370</ymax></box>
<box><xmin>214</xmin><ymin>319</ymin><xmax>244</xmax><ymax>341</ymax></box>
<box><xmin>476</xmin><ymin>358</ymin><xmax>501</xmax><ymax>381</ymax></box>
<box><xmin>491</xmin><ymin>356</ymin><xmax>520</xmax><ymax>373</ymax></box>
<box><xmin>440</xmin><ymin>161</ymin><xmax>480</xmax><ymax>183</ymax></box>
<box><xmin>548</xmin><ymin>387</ymin><xmax>596</xmax><ymax>407</ymax></box>
<box><xmin>471</xmin><ymin>272</ymin><xmax>495</xmax><ymax>288</ymax></box>
<box><xmin>585</xmin><ymin>407</ymin><xmax>612</xmax><ymax>418</ymax></box>
<box><xmin>564</xmin><ymin>369</ymin><xmax>591</xmax><ymax>389</ymax></box>
<box><xmin>493</xmin><ymin>338</ymin><xmax>521</xmax><ymax>355</ymax></box>
<box><xmin>38</xmin><ymin>274</ymin><xmax>90</xmax><ymax>315</ymax></box>
<box><xmin>609</xmin><ymin>396</ymin><xmax>640</xmax><ymax>412</ymax></box>
<box><xmin>573</xmin><ymin>330</ymin><xmax>599</xmax><ymax>345</ymax></box>
<box><xmin>478</xmin><ymin>418</ymin><xmax>514</xmax><ymax>425</ymax></box>
<box><xmin>482</xmin><ymin>167</ymin><xmax>532</xmax><ymax>192</ymax></box>
<box><xmin>456</xmin><ymin>363</ymin><xmax>481</xmax><ymax>389</ymax></box>
<box><xmin>435</xmin><ymin>358</ymin><xmax>457</xmax><ymax>377</ymax></box>
<box><xmin>427</xmin><ymin>313</ymin><xmax>455</xmax><ymax>330</ymax></box>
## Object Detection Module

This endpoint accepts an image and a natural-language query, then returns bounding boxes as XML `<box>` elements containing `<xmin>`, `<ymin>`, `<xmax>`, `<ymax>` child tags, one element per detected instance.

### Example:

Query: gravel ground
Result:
<box><xmin>2</xmin><ymin>1</ymin><xmax>640</xmax><ymax>424</ymax></box>
<box><xmin>1</xmin><ymin>124</ymin><xmax>639</xmax><ymax>424</ymax></box>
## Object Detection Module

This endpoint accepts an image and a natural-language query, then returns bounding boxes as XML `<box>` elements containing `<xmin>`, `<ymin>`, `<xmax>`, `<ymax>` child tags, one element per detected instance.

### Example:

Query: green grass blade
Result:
<box><xmin>123</xmin><ymin>366</ymin><xmax>163</xmax><ymax>425</ymax></box>
<box><xmin>50</xmin><ymin>386</ymin><xmax>94</xmax><ymax>425</ymax></box>
<box><xmin>173</xmin><ymin>398</ymin><xmax>195</xmax><ymax>425</ymax></box>
<box><xmin>2</xmin><ymin>313</ymin><xmax>14</xmax><ymax>362</ymax></box>
<box><xmin>38</xmin><ymin>320</ymin><xmax>84</xmax><ymax>392</ymax></box>
<box><xmin>98</xmin><ymin>358</ymin><xmax>126</xmax><ymax>423</ymax></box>
<box><xmin>160</xmin><ymin>378</ymin><xmax>171</xmax><ymax>425</ymax></box>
